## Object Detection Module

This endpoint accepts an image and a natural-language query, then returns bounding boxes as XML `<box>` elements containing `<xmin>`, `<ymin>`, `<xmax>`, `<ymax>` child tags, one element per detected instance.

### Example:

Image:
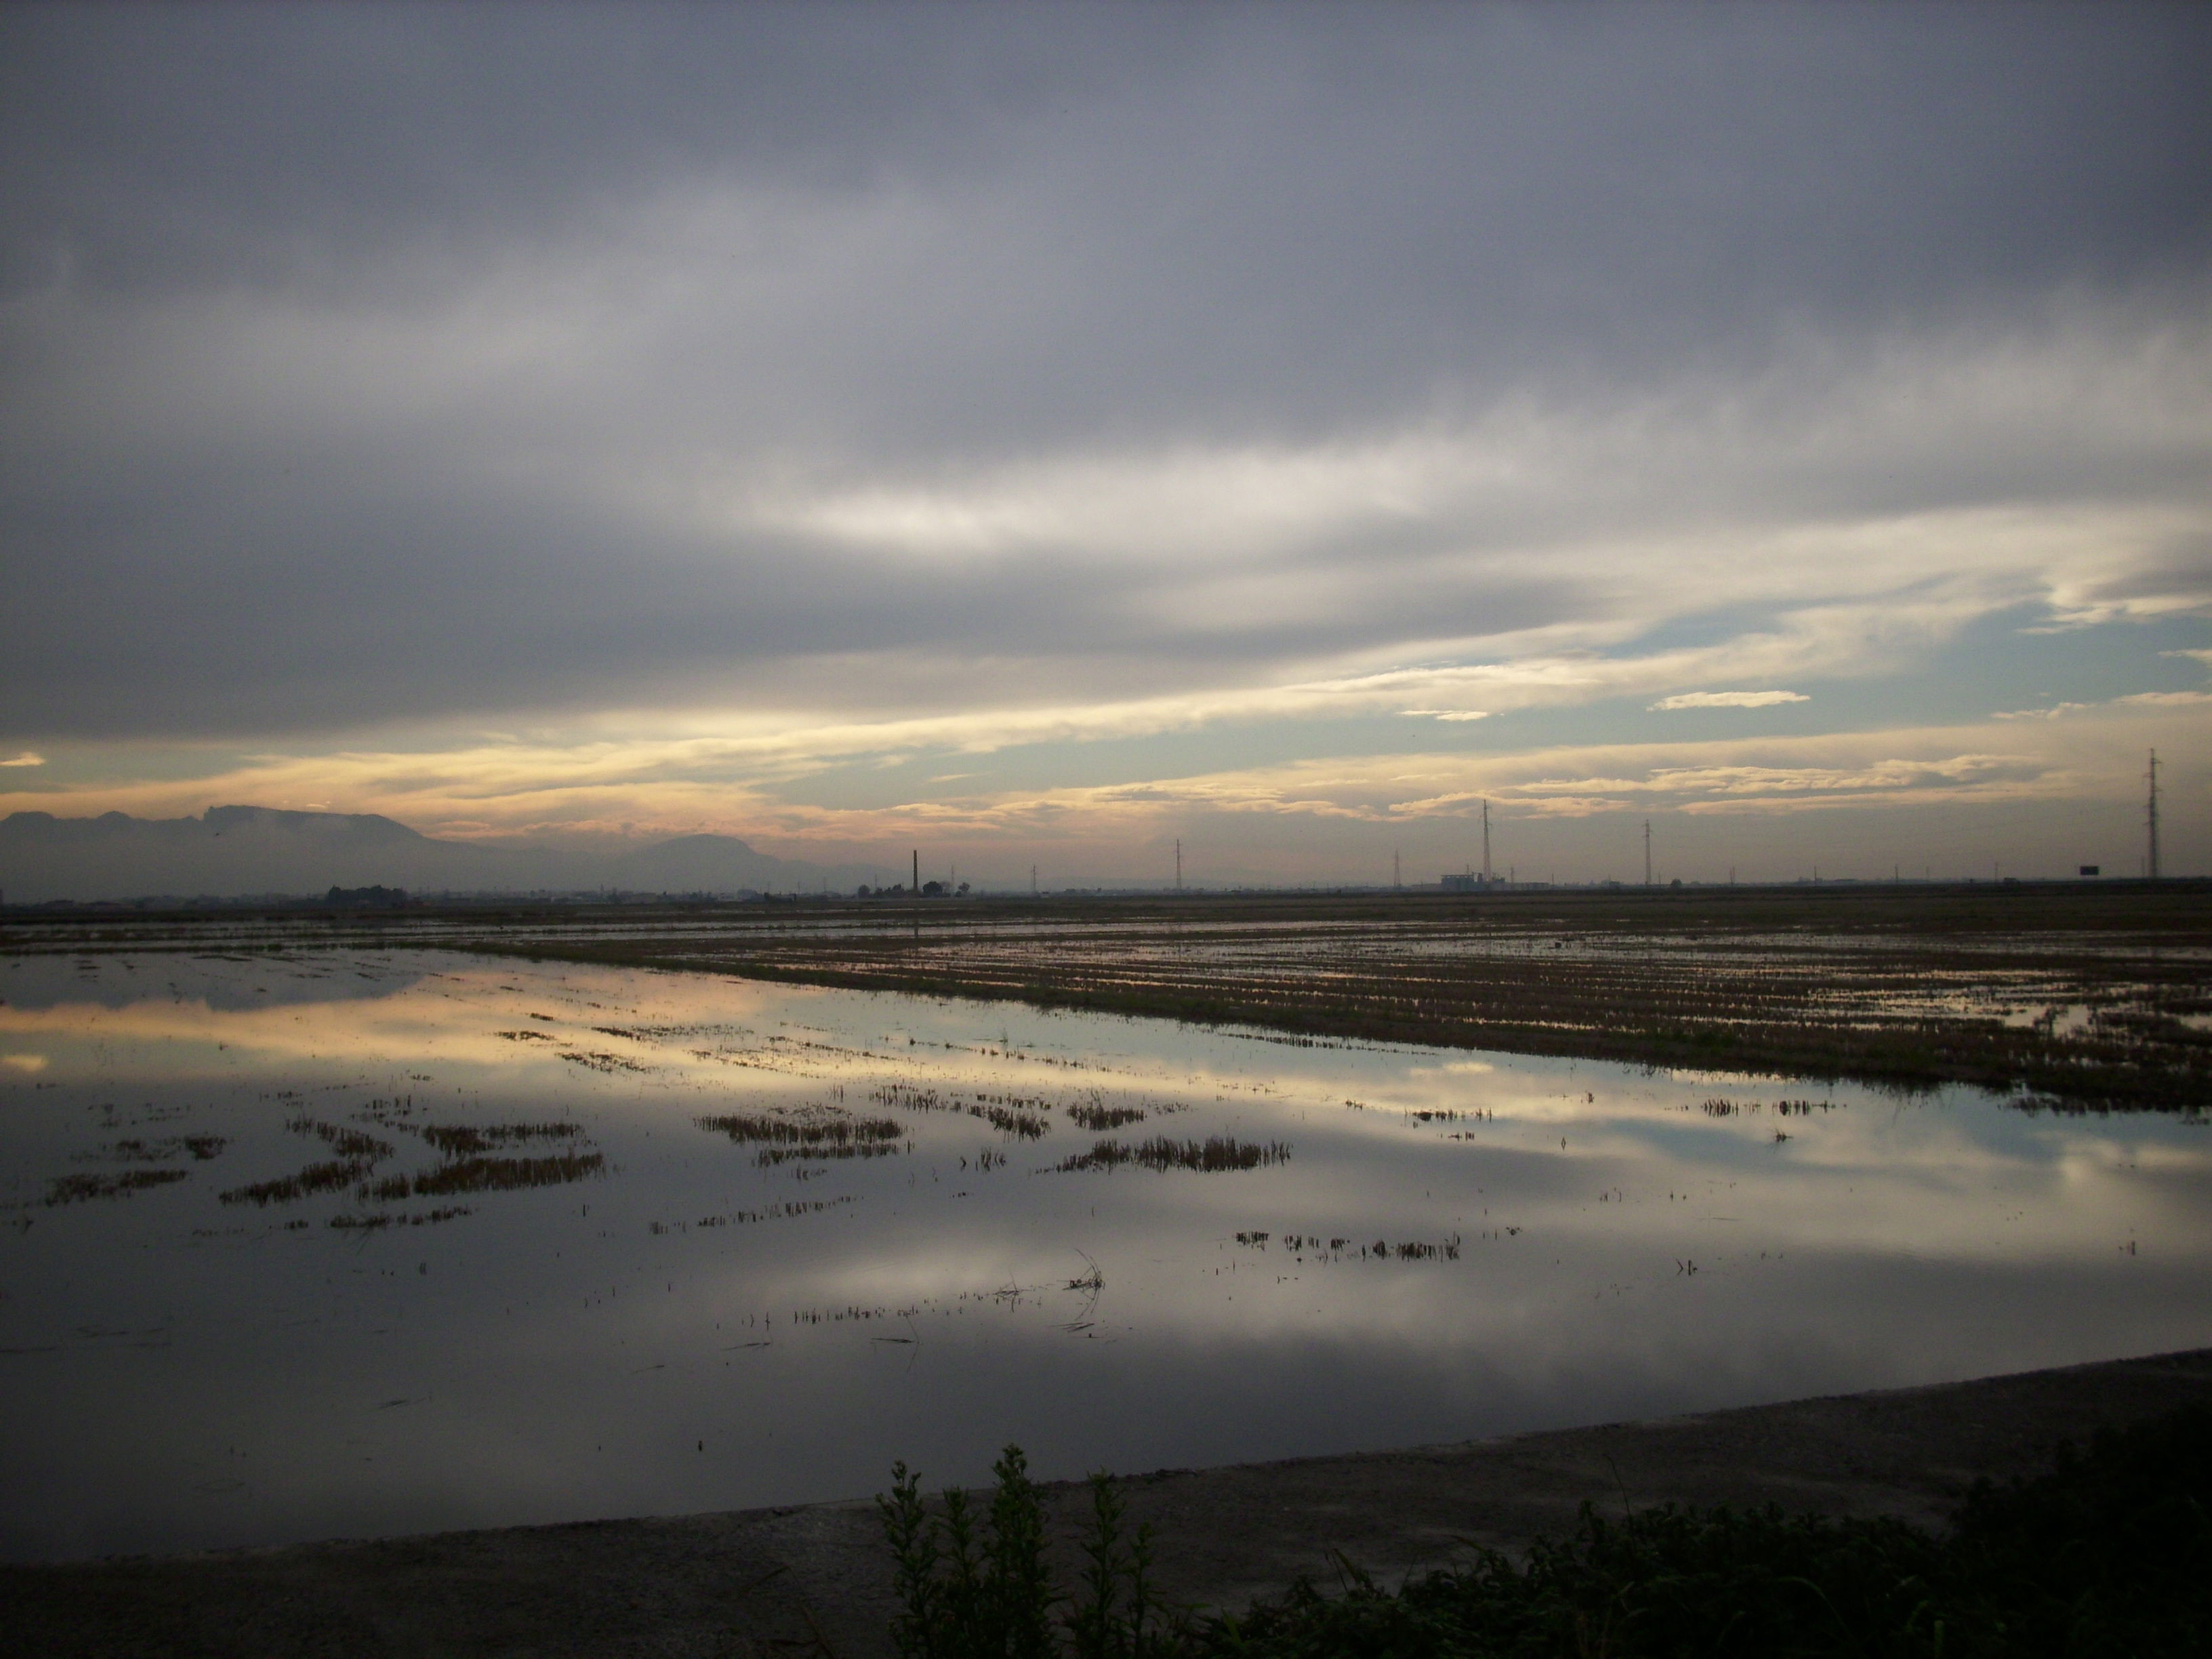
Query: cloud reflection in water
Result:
<box><xmin>0</xmin><ymin>949</ymin><xmax>2205</xmax><ymax>1562</ymax></box>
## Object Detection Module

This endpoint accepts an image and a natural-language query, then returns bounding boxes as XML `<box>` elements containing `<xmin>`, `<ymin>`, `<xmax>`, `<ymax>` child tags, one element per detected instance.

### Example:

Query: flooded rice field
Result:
<box><xmin>3</xmin><ymin>946</ymin><xmax>2209</xmax><ymax>1561</ymax></box>
<box><xmin>18</xmin><ymin>885</ymin><xmax>2210</xmax><ymax>1108</ymax></box>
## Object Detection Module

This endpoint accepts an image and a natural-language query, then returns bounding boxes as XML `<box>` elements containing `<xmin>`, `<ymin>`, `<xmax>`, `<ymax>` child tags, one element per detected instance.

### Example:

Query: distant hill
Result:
<box><xmin>0</xmin><ymin>806</ymin><xmax>876</xmax><ymax>903</ymax></box>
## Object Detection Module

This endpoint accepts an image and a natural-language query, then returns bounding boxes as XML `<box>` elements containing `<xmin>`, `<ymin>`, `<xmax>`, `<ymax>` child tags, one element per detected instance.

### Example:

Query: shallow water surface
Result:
<box><xmin>3</xmin><ymin>949</ymin><xmax>2207</xmax><ymax>1560</ymax></box>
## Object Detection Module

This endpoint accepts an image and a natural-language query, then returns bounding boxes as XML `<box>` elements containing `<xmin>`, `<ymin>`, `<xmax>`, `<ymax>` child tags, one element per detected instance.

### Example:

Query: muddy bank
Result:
<box><xmin>9</xmin><ymin>1347</ymin><xmax>2208</xmax><ymax>1658</ymax></box>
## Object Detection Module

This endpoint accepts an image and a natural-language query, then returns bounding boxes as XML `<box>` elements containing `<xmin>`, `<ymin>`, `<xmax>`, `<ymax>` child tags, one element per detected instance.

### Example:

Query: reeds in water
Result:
<box><xmin>328</xmin><ymin>1207</ymin><xmax>471</xmax><ymax>1230</ymax></box>
<box><xmin>1056</xmin><ymin>1135</ymin><xmax>1289</xmax><ymax>1174</ymax></box>
<box><xmin>970</xmin><ymin>1103</ymin><xmax>1049</xmax><ymax>1139</ymax></box>
<box><xmin>873</xmin><ymin>1082</ymin><xmax>944</xmax><ymax>1111</ymax></box>
<box><xmin>76</xmin><ymin>1135</ymin><xmax>228</xmax><ymax>1163</ymax></box>
<box><xmin>697</xmin><ymin>1110</ymin><xmax>904</xmax><ymax>1147</ymax></box>
<box><xmin>418</xmin><ymin>1122</ymin><xmax>580</xmax><ymax>1156</ymax></box>
<box><xmin>403</xmin><ymin>1151</ymin><xmax>605</xmax><ymax>1196</ymax></box>
<box><xmin>220</xmin><ymin>1159</ymin><xmax>370</xmax><ymax>1206</ymax></box>
<box><xmin>288</xmin><ymin>1116</ymin><xmax>394</xmax><ymax>1160</ymax></box>
<box><xmin>1372</xmin><ymin>1235</ymin><xmax>1460</xmax><ymax>1261</ymax></box>
<box><xmin>753</xmin><ymin>1142</ymin><xmax>904</xmax><ymax>1166</ymax></box>
<box><xmin>1067</xmin><ymin>1102</ymin><xmax>1147</xmax><ymax>1131</ymax></box>
<box><xmin>653</xmin><ymin>1195</ymin><xmax>853</xmax><ymax>1231</ymax></box>
<box><xmin>562</xmin><ymin>1050</ymin><xmax>649</xmax><ymax>1073</ymax></box>
<box><xmin>45</xmin><ymin>1168</ymin><xmax>190</xmax><ymax>1205</ymax></box>
<box><xmin>699</xmin><ymin>1107</ymin><xmax>906</xmax><ymax>1167</ymax></box>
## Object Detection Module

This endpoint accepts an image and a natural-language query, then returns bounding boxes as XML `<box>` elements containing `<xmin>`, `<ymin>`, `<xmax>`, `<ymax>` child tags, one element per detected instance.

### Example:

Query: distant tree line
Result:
<box><xmin>322</xmin><ymin>884</ymin><xmax>409</xmax><ymax>908</ymax></box>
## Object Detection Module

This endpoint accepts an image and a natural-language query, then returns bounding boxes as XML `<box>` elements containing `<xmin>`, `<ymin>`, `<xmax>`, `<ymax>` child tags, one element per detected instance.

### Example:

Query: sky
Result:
<box><xmin>3</xmin><ymin>3</ymin><xmax>2209</xmax><ymax>888</ymax></box>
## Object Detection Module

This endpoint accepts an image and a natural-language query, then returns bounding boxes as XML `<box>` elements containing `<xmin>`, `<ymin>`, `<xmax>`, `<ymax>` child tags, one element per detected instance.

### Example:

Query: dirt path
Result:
<box><xmin>9</xmin><ymin>1347</ymin><xmax>2208</xmax><ymax>1658</ymax></box>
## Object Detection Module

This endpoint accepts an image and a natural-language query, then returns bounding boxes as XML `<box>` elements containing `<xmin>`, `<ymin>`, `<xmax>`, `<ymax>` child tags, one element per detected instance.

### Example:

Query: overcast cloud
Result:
<box><xmin>2</xmin><ymin>3</ymin><xmax>2208</xmax><ymax>880</ymax></box>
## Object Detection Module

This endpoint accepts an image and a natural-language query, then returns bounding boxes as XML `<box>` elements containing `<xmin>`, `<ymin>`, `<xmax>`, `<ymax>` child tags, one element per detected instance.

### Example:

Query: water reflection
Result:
<box><xmin>3</xmin><ymin>947</ymin><xmax>424</xmax><ymax>1012</ymax></box>
<box><xmin>2</xmin><ymin>950</ymin><xmax>2207</xmax><ymax>1561</ymax></box>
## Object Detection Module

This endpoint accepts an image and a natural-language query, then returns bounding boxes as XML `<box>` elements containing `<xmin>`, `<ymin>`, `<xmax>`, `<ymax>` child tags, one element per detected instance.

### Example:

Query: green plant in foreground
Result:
<box><xmin>879</xmin><ymin>1446</ymin><xmax>1164</xmax><ymax>1659</ymax></box>
<box><xmin>1195</xmin><ymin>1503</ymin><xmax>1952</xmax><ymax>1658</ymax></box>
<box><xmin>883</xmin><ymin>1405</ymin><xmax>2210</xmax><ymax>1658</ymax></box>
<box><xmin>1068</xmin><ymin>1467</ymin><xmax>1159</xmax><ymax>1659</ymax></box>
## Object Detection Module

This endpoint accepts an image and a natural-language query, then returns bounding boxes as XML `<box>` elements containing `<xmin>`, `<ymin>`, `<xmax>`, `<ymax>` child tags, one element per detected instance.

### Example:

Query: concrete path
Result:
<box><xmin>9</xmin><ymin>1347</ymin><xmax>2209</xmax><ymax>1659</ymax></box>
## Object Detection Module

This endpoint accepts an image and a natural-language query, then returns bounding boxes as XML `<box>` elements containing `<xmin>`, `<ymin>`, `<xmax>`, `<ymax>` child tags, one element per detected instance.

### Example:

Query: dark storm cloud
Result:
<box><xmin>0</xmin><ymin>428</ymin><xmax>1585</xmax><ymax>737</ymax></box>
<box><xmin>1</xmin><ymin>3</ymin><xmax>2208</xmax><ymax>743</ymax></box>
<box><xmin>9</xmin><ymin>7</ymin><xmax>2207</xmax><ymax>342</ymax></box>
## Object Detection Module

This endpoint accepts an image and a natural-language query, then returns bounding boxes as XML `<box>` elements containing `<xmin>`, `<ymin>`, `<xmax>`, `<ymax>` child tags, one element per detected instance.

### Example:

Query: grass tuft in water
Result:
<box><xmin>74</xmin><ymin>1135</ymin><xmax>229</xmax><ymax>1164</ymax></box>
<box><xmin>754</xmin><ymin>1142</ymin><xmax>905</xmax><ymax>1166</ymax></box>
<box><xmin>45</xmin><ymin>1168</ymin><xmax>191</xmax><ymax>1205</ymax></box>
<box><xmin>1056</xmin><ymin>1136</ymin><xmax>1289</xmax><ymax>1174</ymax></box>
<box><xmin>328</xmin><ymin>1207</ymin><xmax>472</xmax><ymax>1230</ymax></box>
<box><xmin>418</xmin><ymin>1122</ymin><xmax>580</xmax><ymax>1156</ymax></box>
<box><xmin>288</xmin><ymin>1117</ymin><xmax>395</xmax><ymax>1160</ymax></box>
<box><xmin>699</xmin><ymin>1109</ymin><xmax>904</xmax><ymax>1148</ymax></box>
<box><xmin>220</xmin><ymin>1159</ymin><xmax>370</xmax><ymax>1206</ymax></box>
<box><xmin>971</xmin><ymin>1103</ymin><xmax>1050</xmax><ymax>1140</ymax></box>
<box><xmin>403</xmin><ymin>1152</ymin><xmax>604</xmax><ymax>1196</ymax></box>
<box><xmin>700</xmin><ymin>1109</ymin><xmax>907</xmax><ymax>1164</ymax></box>
<box><xmin>1067</xmin><ymin>1103</ymin><xmax>1148</xmax><ymax>1132</ymax></box>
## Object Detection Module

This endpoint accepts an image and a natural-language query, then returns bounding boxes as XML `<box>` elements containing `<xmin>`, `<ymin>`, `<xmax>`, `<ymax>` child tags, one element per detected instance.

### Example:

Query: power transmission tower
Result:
<box><xmin>1394</xmin><ymin>851</ymin><xmax>1401</xmax><ymax>890</ymax></box>
<box><xmin>1481</xmin><ymin>800</ymin><xmax>1492</xmax><ymax>887</ymax></box>
<box><xmin>1644</xmin><ymin>820</ymin><xmax>1652</xmax><ymax>887</ymax></box>
<box><xmin>1174</xmin><ymin>838</ymin><xmax>1183</xmax><ymax>892</ymax></box>
<box><xmin>2147</xmin><ymin>748</ymin><xmax>2161</xmax><ymax>880</ymax></box>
